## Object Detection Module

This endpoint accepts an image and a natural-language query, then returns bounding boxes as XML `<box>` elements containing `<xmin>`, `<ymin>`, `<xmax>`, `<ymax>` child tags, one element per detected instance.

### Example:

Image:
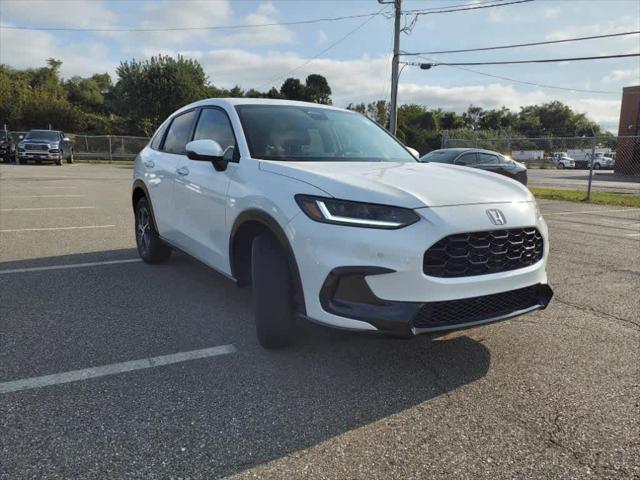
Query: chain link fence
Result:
<box><xmin>442</xmin><ymin>132</ymin><xmax>640</xmax><ymax>198</ymax></box>
<box><xmin>8</xmin><ymin>132</ymin><xmax>150</xmax><ymax>160</ymax></box>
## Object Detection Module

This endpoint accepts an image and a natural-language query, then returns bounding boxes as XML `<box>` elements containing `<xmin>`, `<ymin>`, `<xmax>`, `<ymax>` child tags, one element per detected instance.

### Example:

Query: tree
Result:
<box><xmin>280</xmin><ymin>78</ymin><xmax>306</xmax><ymax>101</ymax></box>
<box><xmin>111</xmin><ymin>55</ymin><xmax>209</xmax><ymax>135</ymax></box>
<box><xmin>304</xmin><ymin>74</ymin><xmax>332</xmax><ymax>104</ymax></box>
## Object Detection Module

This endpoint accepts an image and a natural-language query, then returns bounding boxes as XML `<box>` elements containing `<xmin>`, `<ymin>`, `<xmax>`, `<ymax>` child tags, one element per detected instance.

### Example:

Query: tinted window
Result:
<box><xmin>163</xmin><ymin>110</ymin><xmax>196</xmax><ymax>155</ymax></box>
<box><xmin>235</xmin><ymin>105</ymin><xmax>414</xmax><ymax>162</ymax></box>
<box><xmin>420</xmin><ymin>149</ymin><xmax>463</xmax><ymax>163</ymax></box>
<box><xmin>150</xmin><ymin>122</ymin><xmax>169</xmax><ymax>150</ymax></box>
<box><xmin>456</xmin><ymin>152</ymin><xmax>478</xmax><ymax>166</ymax></box>
<box><xmin>193</xmin><ymin>108</ymin><xmax>236</xmax><ymax>153</ymax></box>
<box><xmin>477</xmin><ymin>153</ymin><xmax>499</xmax><ymax>165</ymax></box>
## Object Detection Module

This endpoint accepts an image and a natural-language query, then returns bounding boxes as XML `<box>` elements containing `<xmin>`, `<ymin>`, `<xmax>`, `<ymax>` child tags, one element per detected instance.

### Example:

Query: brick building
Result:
<box><xmin>615</xmin><ymin>85</ymin><xmax>640</xmax><ymax>175</ymax></box>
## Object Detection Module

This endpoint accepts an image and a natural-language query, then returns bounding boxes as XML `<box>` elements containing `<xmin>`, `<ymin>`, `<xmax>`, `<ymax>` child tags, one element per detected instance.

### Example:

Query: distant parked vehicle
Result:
<box><xmin>550</xmin><ymin>153</ymin><xmax>575</xmax><ymax>169</ymax></box>
<box><xmin>17</xmin><ymin>130</ymin><xmax>74</xmax><ymax>165</ymax></box>
<box><xmin>566</xmin><ymin>148</ymin><xmax>613</xmax><ymax>169</ymax></box>
<box><xmin>511</xmin><ymin>150</ymin><xmax>544</xmax><ymax>162</ymax></box>
<box><xmin>420</xmin><ymin>148</ymin><xmax>528</xmax><ymax>185</ymax></box>
<box><xmin>0</xmin><ymin>130</ymin><xmax>16</xmax><ymax>163</ymax></box>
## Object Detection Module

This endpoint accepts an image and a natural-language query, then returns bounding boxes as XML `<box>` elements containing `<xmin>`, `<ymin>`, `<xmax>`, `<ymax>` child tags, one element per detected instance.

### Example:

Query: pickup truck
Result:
<box><xmin>17</xmin><ymin>130</ymin><xmax>74</xmax><ymax>165</ymax></box>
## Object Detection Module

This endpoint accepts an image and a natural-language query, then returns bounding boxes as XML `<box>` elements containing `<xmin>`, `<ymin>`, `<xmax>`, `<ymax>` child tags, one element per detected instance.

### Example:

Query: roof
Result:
<box><xmin>182</xmin><ymin>97</ymin><xmax>348</xmax><ymax>112</ymax></box>
<box><xmin>432</xmin><ymin>148</ymin><xmax>505</xmax><ymax>155</ymax></box>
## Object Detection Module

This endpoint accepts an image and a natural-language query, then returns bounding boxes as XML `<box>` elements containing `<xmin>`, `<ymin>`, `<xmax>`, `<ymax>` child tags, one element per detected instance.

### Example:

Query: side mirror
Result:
<box><xmin>63</xmin><ymin>137</ymin><xmax>70</xmax><ymax>142</ymax></box>
<box><xmin>186</xmin><ymin>139</ymin><xmax>227</xmax><ymax>171</ymax></box>
<box><xmin>406</xmin><ymin>146</ymin><xmax>420</xmax><ymax>159</ymax></box>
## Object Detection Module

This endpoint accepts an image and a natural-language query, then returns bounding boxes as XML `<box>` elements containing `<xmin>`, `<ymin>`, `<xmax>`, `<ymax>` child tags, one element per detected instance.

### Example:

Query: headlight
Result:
<box><xmin>295</xmin><ymin>195</ymin><xmax>419</xmax><ymax>229</ymax></box>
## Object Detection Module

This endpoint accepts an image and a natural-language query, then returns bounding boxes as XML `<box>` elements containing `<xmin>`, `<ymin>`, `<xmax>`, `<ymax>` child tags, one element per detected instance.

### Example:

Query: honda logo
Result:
<box><xmin>486</xmin><ymin>209</ymin><xmax>507</xmax><ymax>225</ymax></box>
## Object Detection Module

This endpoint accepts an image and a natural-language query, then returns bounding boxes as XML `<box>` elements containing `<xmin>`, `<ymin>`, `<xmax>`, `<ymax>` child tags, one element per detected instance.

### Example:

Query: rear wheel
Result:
<box><xmin>558</xmin><ymin>163</ymin><xmax>564</xmax><ymax>169</ymax></box>
<box><xmin>135</xmin><ymin>197</ymin><xmax>172</xmax><ymax>263</ymax></box>
<box><xmin>251</xmin><ymin>233</ymin><xmax>296</xmax><ymax>348</ymax></box>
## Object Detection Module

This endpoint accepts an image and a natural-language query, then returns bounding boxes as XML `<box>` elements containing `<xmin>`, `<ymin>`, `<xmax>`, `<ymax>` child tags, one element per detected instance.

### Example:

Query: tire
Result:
<box><xmin>134</xmin><ymin>197</ymin><xmax>172</xmax><ymax>263</ymax></box>
<box><xmin>19</xmin><ymin>158</ymin><xmax>27</xmax><ymax>165</ymax></box>
<box><xmin>251</xmin><ymin>233</ymin><xmax>296</xmax><ymax>348</ymax></box>
<box><xmin>594</xmin><ymin>163</ymin><xmax>601</xmax><ymax>170</ymax></box>
<box><xmin>67</xmin><ymin>149</ymin><xmax>74</xmax><ymax>164</ymax></box>
<box><xmin>558</xmin><ymin>163</ymin><xmax>564</xmax><ymax>169</ymax></box>
<box><xmin>55</xmin><ymin>156</ymin><xmax>63</xmax><ymax>166</ymax></box>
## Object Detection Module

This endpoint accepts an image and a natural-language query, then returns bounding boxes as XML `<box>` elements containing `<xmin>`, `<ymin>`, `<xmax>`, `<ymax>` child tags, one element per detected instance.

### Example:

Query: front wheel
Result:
<box><xmin>557</xmin><ymin>163</ymin><xmax>564</xmax><ymax>169</ymax></box>
<box><xmin>67</xmin><ymin>149</ymin><xmax>74</xmax><ymax>164</ymax></box>
<box><xmin>251</xmin><ymin>233</ymin><xmax>296</xmax><ymax>348</ymax></box>
<box><xmin>135</xmin><ymin>197</ymin><xmax>172</xmax><ymax>263</ymax></box>
<box><xmin>594</xmin><ymin>163</ymin><xmax>601</xmax><ymax>170</ymax></box>
<box><xmin>55</xmin><ymin>156</ymin><xmax>63</xmax><ymax>166</ymax></box>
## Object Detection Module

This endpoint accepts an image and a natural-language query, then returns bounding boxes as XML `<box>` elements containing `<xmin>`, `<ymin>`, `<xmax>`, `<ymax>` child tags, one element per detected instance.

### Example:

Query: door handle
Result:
<box><xmin>143</xmin><ymin>160</ymin><xmax>155</xmax><ymax>168</ymax></box>
<box><xmin>176</xmin><ymin>166</ymin><xmax>190</xmax><ymax>176</ymax></box>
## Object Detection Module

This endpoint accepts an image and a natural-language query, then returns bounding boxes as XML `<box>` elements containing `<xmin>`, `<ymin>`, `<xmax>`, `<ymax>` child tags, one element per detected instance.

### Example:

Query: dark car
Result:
<box><xmin>0</xmin><ymin>130</ymin><xmax>16</xmax><ymax>163</ymax></box>
<box><xmin>420</xmin><ymin>148</ymin><xmax>528</xmax><ymax>185</ymax></box>
<box><xmin>17</xmin><ymin>130</ymin><xmax>74</xmax><ymax>165</ymax></box>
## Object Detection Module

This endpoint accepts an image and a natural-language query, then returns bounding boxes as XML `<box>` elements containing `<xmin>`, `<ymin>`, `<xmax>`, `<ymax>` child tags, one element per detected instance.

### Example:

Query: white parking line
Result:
<box><xmin>0</xmin><ymin>258</ymin><xmax>141</xmax><ymax>275</ymax></box>
<box><xmin>0</xmin><ymin>344</ymin><xmax>237</xmax><ymax>394</ymax></box>
<box><xmin>4</xmin><ymin>194</ymin><xmax>84</xmax><ymax>198</ymax></box>
<box><xmin>0</xmin><ymin>224</ymin><xmax>115</xmax><ymax>233</ymax></box>
<box><xmin>626</xmin><ymin>233</ymin><xmax>640</xmax><ymax>238</ymax></box>
<box><xmin>0</xmin><ymin>206</ymin><xmax>95</xmax><ymax>212</ymax></box>
<box><xmin>545</xmin><ymin>208</ymin><xmax>640</xmax><ymax>216</ymax></box>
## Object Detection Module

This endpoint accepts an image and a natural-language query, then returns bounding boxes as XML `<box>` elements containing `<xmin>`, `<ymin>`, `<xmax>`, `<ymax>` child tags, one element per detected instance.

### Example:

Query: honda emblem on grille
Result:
<box><xmin>486</xmin><ymin>209</ymin><xmax>507</xmax><ymax>225</ymax></box>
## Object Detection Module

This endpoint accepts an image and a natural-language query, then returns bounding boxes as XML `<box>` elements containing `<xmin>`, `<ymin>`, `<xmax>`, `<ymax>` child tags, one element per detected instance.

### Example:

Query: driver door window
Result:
<box><xmin>163</xmin><ymin>110</ymin><xmax>197</xmax><ymax>155</ymax></box>
<box><xmin>193</xmin><ymin>108</ymin><xmax>237</xmax><ymax>160</ymax></box>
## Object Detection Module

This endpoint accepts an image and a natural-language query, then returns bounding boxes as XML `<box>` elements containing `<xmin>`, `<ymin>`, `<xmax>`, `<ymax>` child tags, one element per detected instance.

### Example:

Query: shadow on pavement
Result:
<box><xmin>1</xmin><ymin>249</ymin><xmax>491</xmax><ymax>478</ymax></box>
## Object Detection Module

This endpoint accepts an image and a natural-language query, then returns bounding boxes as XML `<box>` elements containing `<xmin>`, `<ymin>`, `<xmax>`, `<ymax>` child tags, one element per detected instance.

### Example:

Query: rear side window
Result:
<box><xmin>150</xmin><ymin>123</ymin><xmax>169</xmax><ymax>150</ymax></box>
<box><xmin>193</xmin><ymin>108</ymin><xmax>236</xmax><ymax>153</ymax></box>
<box><xmin>163</xmin><ymin>110</ymin><xmax>197</xmax><ymax>155</ymax></box>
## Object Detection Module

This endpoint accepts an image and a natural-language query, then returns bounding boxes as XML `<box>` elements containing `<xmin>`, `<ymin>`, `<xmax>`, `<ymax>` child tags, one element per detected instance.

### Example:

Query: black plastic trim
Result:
<box><xmin>229</xmin><ymin>210</ymin><xmax>306</xmax><ymax>315</ymax></box>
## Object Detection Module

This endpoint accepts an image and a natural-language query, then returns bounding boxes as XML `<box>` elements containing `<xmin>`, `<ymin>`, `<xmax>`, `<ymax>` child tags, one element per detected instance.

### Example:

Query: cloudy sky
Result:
<box><xmin>1</xmin><ymin>0</ymin><xmax>639</xmax><ymax>131</ymax></box>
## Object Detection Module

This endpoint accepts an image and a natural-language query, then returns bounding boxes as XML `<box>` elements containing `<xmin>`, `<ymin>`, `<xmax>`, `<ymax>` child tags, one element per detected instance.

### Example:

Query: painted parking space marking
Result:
<box><xmin>0</xmin><ymin>224</ymin><xmax>115</xmax><ymax>233</ymax></box>
<box><xmin>0</xmin><ymin>344</ymin><xmax>237</xmax><ymax>394</ymax></box>
<box><xmin>0</xmin><ymin>258</ymin><xmax>141</xmax><ymax>275</ymax></box>
<box><xmin>0</xmin><ymin>206</ymin><xmax>95</xmax><ymax>212</ymax></box>
<box><xmin>544</xmin><ymin>208</ymin><xmax>640</xmax><ymax>216</ymax></box>
<box><xmin>4</xmin><ymin>194</ymin><xmax>84</xmax><ymax>198</ymax></box>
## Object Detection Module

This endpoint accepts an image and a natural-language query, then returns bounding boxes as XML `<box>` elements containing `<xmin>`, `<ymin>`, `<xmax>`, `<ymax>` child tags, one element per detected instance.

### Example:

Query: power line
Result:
<box><xmin>409</xmin><ymin>53</ymin><xmax>639</xmax><ymax>67</ymax></box>
<box><xmin>257</xmin><ymin>5</ymin><xmax>389</xmax><ymax>90</ymax></box>
<box><xmin>401</xmin><ymin>31</ymin><xmax>640</xmax><ymax>55</ymax></box>
<box><xmin>417</xmin><ymin>59</ymin><xmax>619</xmax><ymax>94</ymax></box>
<box><xmin>0</xmin><ymin>11</ymin><xmax>385</xmax><ymax>32</ymax></box>
<box><xmin>403</xmin><ymin>0</ymin><xmax>533</xmax><ymax>16</ymax></box>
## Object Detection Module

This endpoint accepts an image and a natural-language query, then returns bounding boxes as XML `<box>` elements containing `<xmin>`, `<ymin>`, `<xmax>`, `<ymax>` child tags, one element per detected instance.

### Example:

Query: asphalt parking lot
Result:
<box><xmin>528</xmin><ymin>168</ymin><xmax>640</xmax><ymax>195</ymax></box>
<box><xmin>1</xmin><ymin>163</ymin><xmax>639</xmax><ymax>480</ymax></box>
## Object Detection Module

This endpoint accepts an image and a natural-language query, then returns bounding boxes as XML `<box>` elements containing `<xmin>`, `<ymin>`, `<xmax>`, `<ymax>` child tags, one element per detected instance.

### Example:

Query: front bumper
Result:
<box><xmin>19</xmin><ymin>152</ymin><xmax>61</xmax><ymax>161</ymax></box>
<box><xmin>288</xmin><ymin>201</ymin><xmax>551</xmax><ymax>334</ymax></box>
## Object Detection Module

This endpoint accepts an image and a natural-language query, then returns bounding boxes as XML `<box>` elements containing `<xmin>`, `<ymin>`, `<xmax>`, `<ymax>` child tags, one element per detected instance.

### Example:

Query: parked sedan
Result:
<box><xmin>420</xmin><ymin>148</ymin><xmax>528</xmax><ymax>185</ymax></box>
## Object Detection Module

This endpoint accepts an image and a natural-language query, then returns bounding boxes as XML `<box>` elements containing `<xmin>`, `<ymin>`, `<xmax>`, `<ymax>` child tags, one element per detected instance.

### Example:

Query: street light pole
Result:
<box><xmin>389</xmin><ymin>0</ymin><xmax>401</xmax><ymax>136</ymax></box>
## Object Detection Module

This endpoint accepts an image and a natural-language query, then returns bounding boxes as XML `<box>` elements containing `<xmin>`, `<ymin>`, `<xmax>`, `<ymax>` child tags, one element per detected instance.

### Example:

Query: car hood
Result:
<box><xmin>259</xmin><ymin>160</ymin><xmax>533</xmax><ymax>208</ymax></box>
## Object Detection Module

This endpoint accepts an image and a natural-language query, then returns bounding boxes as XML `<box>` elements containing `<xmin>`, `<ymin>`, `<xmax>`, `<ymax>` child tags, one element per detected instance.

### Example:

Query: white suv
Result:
<box><xmin>132</xmin><ymin>99</ymin><xmax>553</xmax><ymax>348</ymax></box>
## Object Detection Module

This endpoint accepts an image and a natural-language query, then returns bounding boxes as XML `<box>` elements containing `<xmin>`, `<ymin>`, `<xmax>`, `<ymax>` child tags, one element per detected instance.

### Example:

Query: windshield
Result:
<box><xmin>25</xmin><ymin>131</ymin><xmax>60</xmax><ymax>141</ymax></box>
<box><xmin>235</xmin><ymin>105</ymin><xmax>415</xmax><ymax>162</ymax></box>
<box><xmin>420</xmin><ymin>149</ymin><xmax>463</xmax><ymax>163</ymax></box>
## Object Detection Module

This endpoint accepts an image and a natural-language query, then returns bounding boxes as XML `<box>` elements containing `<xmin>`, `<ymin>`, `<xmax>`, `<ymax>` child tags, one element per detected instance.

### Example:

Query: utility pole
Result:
<box><xmin>389</xmin><ymin>0</ymin><xmax>401</xmax><ymax>136</ymax></box>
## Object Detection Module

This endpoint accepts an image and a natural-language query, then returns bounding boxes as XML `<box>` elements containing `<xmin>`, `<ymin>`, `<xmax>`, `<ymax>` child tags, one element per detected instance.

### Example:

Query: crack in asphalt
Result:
<box><xmin>553</xmin><ymin>297</ymin><xmax>640</xmax><ymax>331</ymax></box>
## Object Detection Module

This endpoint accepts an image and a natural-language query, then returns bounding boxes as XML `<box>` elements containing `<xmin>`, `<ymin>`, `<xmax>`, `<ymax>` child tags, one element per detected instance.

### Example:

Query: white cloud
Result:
<box><xmin>544</xmin><ymin>8</ymin><xmax>561</xmax><ymax>19</ymax></box>
<box><xmin>0</xmin><ymin>25</ymin><xmax>116</xmax><ymax>77</ymax></box>
<box><xmin>564</xmin><ymin>98</ymin><xmax>621</xmax><ymax>132</ymax></box>
<box><xmin>602</xmin><ymin>69</ymin><xmax>640</xmax><ymax>83</ymax></box>
<box><xmin>546</xmin><ymin>17</ymin><xmax>640</xmax><ymax>41</ymax></box>
<box><xmin>0</xmin><ymin>0</ymin><xmax>117</xmax><ymax>27</ymax></box>
<box><xmin>317</xmin><ymin>30</ymin><xmax>328</xmax><ymax>45</ymax></box>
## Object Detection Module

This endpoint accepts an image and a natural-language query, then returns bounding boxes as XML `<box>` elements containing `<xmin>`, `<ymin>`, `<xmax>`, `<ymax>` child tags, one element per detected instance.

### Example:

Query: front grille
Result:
<box><xmin>423</xmin><ymin>227</ymin><xmax>543</xmax><ymax>278</ymax></box>
<box><xmin>25</xmin><ymin>144</ymin><xmax>48</xmax><ymax>151</ymax></box>
<box><xmin>413</xmin><ymin>285</ymin><xmax>543</xmax><ymax>329</ymax></box>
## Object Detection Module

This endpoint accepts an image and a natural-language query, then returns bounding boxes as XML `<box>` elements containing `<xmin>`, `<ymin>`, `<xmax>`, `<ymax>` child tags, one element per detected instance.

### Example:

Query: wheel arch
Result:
<box><xmin>230</xmin><ymin>210</ymin><xmax>306</xmax><ymax>315</ymax></box>
<box><xmin>132</xmin><ymin>180</ymin><xmax>159</xmax><ymax>230</ymax></box>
